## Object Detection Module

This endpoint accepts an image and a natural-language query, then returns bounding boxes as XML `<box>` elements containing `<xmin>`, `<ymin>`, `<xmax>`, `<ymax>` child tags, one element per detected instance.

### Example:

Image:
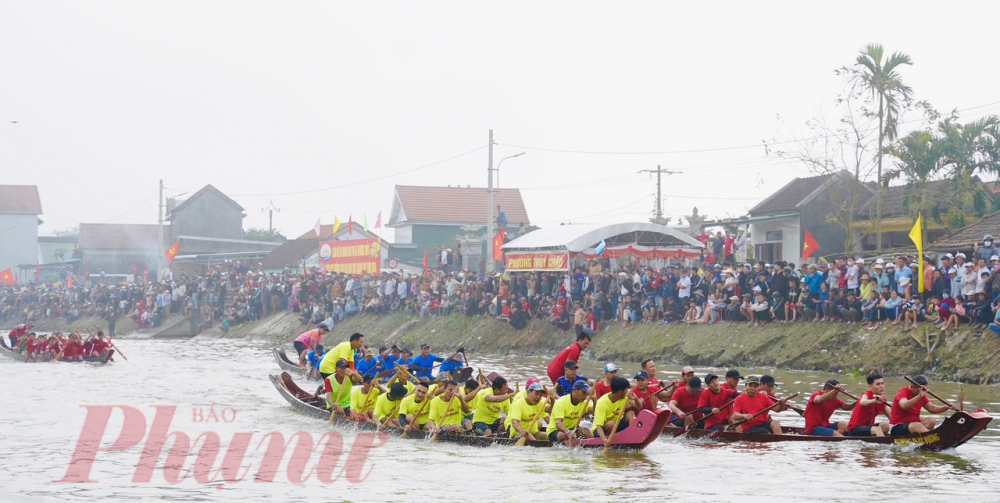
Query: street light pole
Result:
<box><xmin>495</xmin><ymin>152</ymin><xmax>525</xmax><ymax>188</ymax></box>
<box><xmin>157</xmin><ymin>179</ymin><xmax>164</xmax><ymax>282</ymax></box>
<box><xmin>486</xmin><ymin>130</ymin><xmax>494</xmax><ymax>273</ymax></box>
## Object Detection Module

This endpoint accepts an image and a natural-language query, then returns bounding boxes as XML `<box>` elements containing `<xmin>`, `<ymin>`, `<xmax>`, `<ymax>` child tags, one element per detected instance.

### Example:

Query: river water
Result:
<box><xmin>1</xmin><ymin>336</ymin><xmax>998</xmax><ymax>502</ymax></box>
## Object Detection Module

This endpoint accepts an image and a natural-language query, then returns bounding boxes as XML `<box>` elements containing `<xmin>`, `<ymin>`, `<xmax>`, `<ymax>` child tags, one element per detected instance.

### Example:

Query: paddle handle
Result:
<box><xmin>726</xmin><ymin>393</ymin><xmax>799</xmax><ymax>432</ymax></box>
<box><xmin>381</xmin><ymin>404</ymin><xmax>402</xmax><ymax>432</ymax></box>
<box><xmin>327</xmin><ymin>375</ymin><xmax>351</xmax><ymax>424</ymax></box>
<box><xmin>602</xmin><ymin>399</ymin><xmax>629</xmax><ymax>454</ymax></box>
<box><xmin>904</xmin><ymin>376</ymin><xmax>957</xmax><ymax>410</ymax></box>
<box><xmin>515</xmin><ymin>400</ymin><xmax>548</xmax><ymax>447</ymax></box>
<box><xmin>401</xmin><ymin>394</ymin><xmax>433</xmax><ymax>438</ymax></box>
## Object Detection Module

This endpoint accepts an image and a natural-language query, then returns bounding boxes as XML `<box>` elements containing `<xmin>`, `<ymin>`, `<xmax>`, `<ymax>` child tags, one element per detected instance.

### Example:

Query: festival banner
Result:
<box><xmin>319</xmin><ymin>238</ymin><xmax>381</xmax><ymax>275</ymax></box>
<box><xmin>505</xmin><ymin>252</ymin><xmax>570</xmax><ymax>272</ymax></box>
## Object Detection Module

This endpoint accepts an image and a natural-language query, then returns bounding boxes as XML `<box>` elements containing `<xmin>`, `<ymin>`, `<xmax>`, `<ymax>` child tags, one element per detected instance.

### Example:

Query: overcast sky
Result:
<box><xmin>2</xmin><ymin>2</ymin><xmax>998</xmax><ymax>240</ymax></box>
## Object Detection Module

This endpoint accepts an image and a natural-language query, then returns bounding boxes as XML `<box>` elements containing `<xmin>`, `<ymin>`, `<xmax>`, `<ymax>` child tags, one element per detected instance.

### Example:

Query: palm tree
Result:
<box><xmin>852</xmin><ymin>44</ymin><xmax>913</xmax><ymax>251</ymax></box>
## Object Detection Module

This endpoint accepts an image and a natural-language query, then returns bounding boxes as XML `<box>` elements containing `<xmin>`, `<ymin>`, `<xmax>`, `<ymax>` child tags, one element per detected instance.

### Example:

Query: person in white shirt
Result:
<box><xmin>677</xmin><ymin>271</ymin><xmax>691</xmax><ymax>300</ymax></box>
<box><xmin>845</xmin><ymin>260</ymin><xmax>859</xmax><ymax>293</ymax></box>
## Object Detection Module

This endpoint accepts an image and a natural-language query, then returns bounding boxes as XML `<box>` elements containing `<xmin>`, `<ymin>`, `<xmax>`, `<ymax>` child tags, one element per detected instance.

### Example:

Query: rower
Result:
<box><xmin>411</xmin><ymin>344</ymin><xmax>444</xmax><ymax>379</ymax></box>
<box><xmin>659</xmin><ymin>365</ymin><xmax>693</xmax><ymax>401</ymax></box>
<box><xmin>373</xmin><ymin>383</ymin><xmax>408</xmax><ymax>429</ymax></box>
<box><xmin>721</xmin><ymin>369</ymin><xmax>743</xmax><ymax>391</ymax></box>
<box><xmin>668</xmin><ymin>376</ymin><xmax>704</xmax><ymax>428</ymax></box>
<box><xmin>7</xmin><ymin>323</ymin><xmax>32</xmax><ymax>350</ymax></box>
<box><xmin>697</xmin><ymin>373</ymin><xmax>737</xmax><ymax>431</ymax></box>
<box><xmin>547</xmin><ymin>380</ymin><xmax>594</xmax><ymax>443</ymax></box>
<box><xmin>307</xmin><ymin>345</ymin><xmax>326</xmax><ymax>380</ymax></box>
<box><xmin>846</xmin><ymin>373</ymin><xmax>892</xmax><ymax>437</ymax></box>
<box><xmin>759</xmin><ymin>375</ymin><xmax>779</xmax><ymax>400</ymax></box>
<box><xmin>593</xmin><ymin>377</ymin><xmax>637</xmax><ymax>442</ymax></box>
<box><xmin>355</xmin><ymin>348</ymin><xmax>378</xmax><ymax>379</ymax></box>
<box><xmin>555</xmin><ymin>360</ymin><xmax>589</xmax><ymax>397</ymax></box>
<box><xmin>318</xmin><ymin>332</ymin><xmax>365</xmax><ymax>380</ymax></box>
<box><xmin>325</xmin><ymin>360</ymin><xmax>360</xmax><ymax>415</ymax></box>
<box><xmin>640</xmin><ymin>359</ymin><xmax>660</xmax><ymax>387</ymax></box>
<box><xmin>731</xmin><ymin>375</ymin><xmax>783</xmax><ymax>434</ymax></box>
<box><xmin>427</xmin><ymin>380</ymin><xmax>471</xmax><ymax>435</ymax></box>
<box><xmin>471</xmin><ymin>376</ymin><xmax>515</xmax><ymax>437</ymax></box>
<box><xmin>400</xmin><ymin>382</ymin><xmax>433</xmax><ymax>433</ymax></box>
<box><xmin>350</xmin><ymin>374</ymin><xmax>384</xmax><ymax>424</ymax></box>
<box><xmin>437</xmin><ymin>346</ymin><xmax>466</xmax><ymax>377</ymax></box>
<box><xmin>632</xmin><ymin>370</ymin><xmax>660</xmax><ymax>411</ymax></box>
<box><xmin>294</xmin><ymin>324</ymin><xmax>329</xmax><ymax>367</ymax></box>
<box><xmin>374</xmin><ymin>346</ymin><xmax>402</xmax><ymax>381</ymax></box>
<box><xmin>594</xmin><ymin>363</ymin><xmax>620</xmax><ymax>399</ymax></box>
<box><xmin>546</xmin><ymin>332</ymin><xmax>591</xmax><ymax>384</ymax></box>
<box><xmin>804</xmin><ymin>380</ymin><xmax>857</xmax><ymax>436</ymax></box>
<box><xmin>507</xmin><ymin>381</ymin><xmax>548</xmax><ymax>441</ymax></box>
<box><xmin>889</xmin><ymin>375</ymin><xmax>957</xmax><ymax>435</ymax></box>
<box><xmin>460</xmin><ymin>379</ymin><xmax>485</xmax><ymax>432</ymax></box>
<box><xmin>396</xmin><ymin>347</ymin><xmax>415</xmax><ymax>369</ymax></box>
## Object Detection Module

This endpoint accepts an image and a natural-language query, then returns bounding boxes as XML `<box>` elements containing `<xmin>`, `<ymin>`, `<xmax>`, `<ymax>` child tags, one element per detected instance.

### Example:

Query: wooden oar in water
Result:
<box><xmin>904</xmin><ymin>376</ymin><xmax>959</xmax><ymax>410</ymax></box>
<box><xmin>674</xmin><ymin>398</ymin><xmax>736</xmax><ymax>437</ymax></box>
<box><xmin>713</xmin><ymin>392</ymin><xmax>799</xmax><ymax>439</ymax></box>
<box><xmin>429</xmin><ymin>397</ymin><xmax>461</xmax><ymax>444</ymax></box>
<box><xmin>401</xmin><ymin>394</ymin><xmax>433</xmax><ymax>439</ymax></box>
<box><xmin>377</xmin><ymin>403</ymin><xmax>402</xmax><ymax>432</ymax></box>
<box><xmin>326</xmin><ymin>375</ymin><xmax>351</xmax><ymax>424</ymax></box>
<box><xmin>602</xmin><ymin>398</ymin><xmax>629</xmax><ymax>455</ymax></box>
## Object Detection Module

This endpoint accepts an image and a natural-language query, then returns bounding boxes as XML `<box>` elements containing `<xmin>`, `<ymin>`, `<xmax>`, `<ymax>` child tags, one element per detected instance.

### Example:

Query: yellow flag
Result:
<box><xmin>908</xmin><ymin>213</ymin><xmax>924</xmax><ymax>293</ymax></box>
<box><xmin>333</xmin><ymin>216</ymin><xmax>341</xmax><ymax>235</ymax></box>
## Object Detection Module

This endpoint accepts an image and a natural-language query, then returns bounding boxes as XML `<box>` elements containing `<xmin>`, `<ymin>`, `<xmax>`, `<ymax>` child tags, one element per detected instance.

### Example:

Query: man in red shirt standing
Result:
<box><xmin>889</xmin><ymin>375</ymin><xmax>957</xmax><ymax>436</ymax></box>
<box><xmin>546</xmin><ymin>333</ymin><xmax>591</xmax><ymax>384</ymax></box>
<box><xmin>698</xmin><ymin>373</ymin><xmax>737</xmax><ymax>431</ymax></box>
<box><xmin>668</xmin><ymin>376</ymin><xmax>704</xmax><ymax>427</ymax></box>
<box><xmin>731</xmin><ymin>375</ymin><xmax>783</xmax><ymax>434</ymax></box>
<box><xmin>847</xmin><ymin>373</ymin><xmax>892</xmax><ymax>437</ymax></box>
<box><xmin>723</xmin><ymin>230</ymin><xmax>736</xmax><ymax>263</ymax></box>
<box><xmin>804</xmin><ymin>379</ymin><xmax>857</xmax><ymax>436</ymax></box>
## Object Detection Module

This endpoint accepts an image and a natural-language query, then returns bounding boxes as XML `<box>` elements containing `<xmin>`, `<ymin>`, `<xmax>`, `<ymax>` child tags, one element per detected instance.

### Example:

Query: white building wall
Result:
<box><xmin>748</xmin><ymin>217</ymin><xmax>801</xmax><ymax>264</ymax></box>
<box><xmin>0</xmin><ymin>213</ymin><xmax>39</xmax><ymax>273</ymax></box>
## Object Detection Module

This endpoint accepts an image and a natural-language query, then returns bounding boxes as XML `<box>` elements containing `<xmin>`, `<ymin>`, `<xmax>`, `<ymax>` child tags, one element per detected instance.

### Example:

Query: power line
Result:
<box><xmin>99</xmin><ymin>192</ymin><xmax>158</xmax><ymax>224</ymax></box>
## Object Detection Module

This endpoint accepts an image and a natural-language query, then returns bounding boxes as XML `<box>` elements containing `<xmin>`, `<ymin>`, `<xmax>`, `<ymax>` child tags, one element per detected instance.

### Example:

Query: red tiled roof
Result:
<box><xmin>0</xmin><ymin>185</ymin><xmax>42</xmax><ymax>214</ymax></box>
<box><xmin>79</xmin><ymin>223</ymin><xmax>174</xmax><ymax>250</ymax></box>
<box><xmin>985</xmin><ymin>181</ymin><xmax>1000</xmax><ymax>196</ymax></box>
<box><xmin>392</xmin><ymin>185</ymin><xmax>529</xmax><ymax>225</ymax></box>
<box><xmin>750</xmin><ymin>175</ymin><xmax>830</xmax><ymax>216</ymax></box>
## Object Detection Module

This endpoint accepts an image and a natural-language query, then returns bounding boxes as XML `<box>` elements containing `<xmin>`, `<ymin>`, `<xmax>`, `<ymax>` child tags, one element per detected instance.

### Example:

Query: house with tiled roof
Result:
<box><xmin>78</xmin><ymin>223</ymin><xmax>174</xmax><ymax>281</ymax></box>
<box><xmin>386</xmin><ymin>185</ymin><xmax>532</xmax><ymax>269</ymax></box>
<box><xmin>0</xmin><ymin>185</ymin><xmax>42</xmax><ymax>279</ymax></box>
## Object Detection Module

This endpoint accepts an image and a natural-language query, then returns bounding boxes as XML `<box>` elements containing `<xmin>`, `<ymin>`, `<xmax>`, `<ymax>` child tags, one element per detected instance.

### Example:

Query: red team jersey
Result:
<box><xmin>732</xmin><ymin>392</ymin><xmax>775</xmax><ymax>431</ymax></box>
<box><xmin>804</xmin><ymin>391</ymin><xmax>845</xmax><ymax>434</ymax></box>
<box><xmin>890</xmin><ymin>387</ymin><xmax>929</xmax><ymax>425</ymax></box>
<box><xmin>698</xmin><ymin>388</ymin><xmax>737</xmax><ymax>428</ymax></box>
<box><xmin>847</xmin><ymin>391</ymin><xmax>886</xmax><ymax>431</ymax></box>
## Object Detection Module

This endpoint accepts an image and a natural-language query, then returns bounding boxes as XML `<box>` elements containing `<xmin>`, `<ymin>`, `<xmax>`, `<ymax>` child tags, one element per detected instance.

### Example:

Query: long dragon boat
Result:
<box><xmin>0</xmin><ymin>339</ymin><xmax>115</xmax><ymax>364</ymax></box>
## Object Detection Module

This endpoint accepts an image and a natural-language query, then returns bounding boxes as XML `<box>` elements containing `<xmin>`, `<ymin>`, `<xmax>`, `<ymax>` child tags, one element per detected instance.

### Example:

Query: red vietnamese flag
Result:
<box><xmin>165</xmin><ymin>241</ymin><xmax>180</xmax><ymax>263</ymax></box>
<box><xmin>143</xmin><ymin>265</ymin><xmax>148</xmax><ymax>281</ymax></box>
<box><xmin>0</xmin><ymin>268</ymin><xmax>15</xmax><ymax>285</ymax></box>
<box><xmin>492</xmin><ymin>229</ymin><xmax>506</xmax><ymax>260</ymax></box>
<box><xmin>423</xmin><ymin>248</ymin><xmax>430</xmax><ymax>278</ymax></box>
<box><xmin>802</xmin><ymin>230</ymin><xmax>820</xmax><ymax>260</ymax></box>
<box><xmin>67</xmin><ymin>275</ymin><xmax>73</xmax><ymax>288</ymax></box>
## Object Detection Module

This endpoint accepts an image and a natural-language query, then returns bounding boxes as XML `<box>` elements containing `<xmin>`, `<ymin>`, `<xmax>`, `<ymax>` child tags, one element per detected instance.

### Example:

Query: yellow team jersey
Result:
<box><xmin>373</xmin><ymin>394</ymin><xmax>402</xmax><ymax>421</ymax></box>
<box><xmin>507</xmin><ymin>397</ymin><xmax>547</xmax><ymax>437</ymax></box>
<box><xmin>546</xmin><ymin>394</ymin><xmax>589</xmax><ymax>435</ymax></box>
<box><xmin>399</xmin><ymin>395</ymin><xmax>432</xmax><ymax>425</ymax></box>
<box><xmin>325</xmin><ymin>375</ymin><xmax>352</xmax><ymax>410</ymax></box>
<box><xmin>351</xmin><ymin>386</ymin><xmax>381</xmax><ymax>414</ymax></box>
<box><xmin>593</xmin><ymin>394</ymin><xmax>627</xmax><ymax>432</ymax></box>
<box><xmin>428</xmin><ymin>395</ymin><xmax>464</xmax><ymax>427</ymax></box>
<box><xmin>319</xmin><ymin>341</ymin><xmax>355</xmax><ymax>374</ymax></box>
<box><xmin>472</xmin><ymin>389</ymin><xmax>510</xmax><ymax>425</ymax></box>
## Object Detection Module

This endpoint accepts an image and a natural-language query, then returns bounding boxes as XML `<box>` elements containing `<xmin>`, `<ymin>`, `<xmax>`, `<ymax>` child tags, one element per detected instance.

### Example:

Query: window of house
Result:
<box><xmin>765</xmin><ymin>230</ymin><xmax>783</xmax><ymax>242</ymax></box>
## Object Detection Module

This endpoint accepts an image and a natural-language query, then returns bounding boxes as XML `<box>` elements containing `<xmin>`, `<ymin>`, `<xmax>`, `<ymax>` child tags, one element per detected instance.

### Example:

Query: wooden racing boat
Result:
<box><xmin>1</xmin><ymin>339</ymin><xmax>115</xmax><ymax>364</ymax></box>
<box><xmin>273</xmin><ymin>348</ymin><xmax>306</xmax><ymax>374</ymax></box>
<box><xmin>664</xmin><ymin>411</ymin><xmax>992</xmax><ymax>451</ymax></box>
<box><xmin>270</xmin><ymin>372</ymin><xmax>670</xmax><ymax>451</ymax></box>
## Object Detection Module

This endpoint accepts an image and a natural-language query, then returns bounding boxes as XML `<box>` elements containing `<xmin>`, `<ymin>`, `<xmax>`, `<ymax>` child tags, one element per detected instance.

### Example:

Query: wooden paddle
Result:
<box><xmin>602</xmin><ymin>398</ymin><xmax>629</xmax><ymax>455</ymax></box>
<box><xmin>674</xmin><ymin>398</ymin><xmax>736</xmax><ymax>437</ymax></box>
<box><xmin>377</xmin><ymin>403</ymin><xmax>402</xmax><ymax>431</ymax></box>
<box><xmin>429</xmin><ymin>396</ymin><xmax>461</xmax><ymax>444</ymax></box>
<box><xmin>514</xmin><ymin>397</ymin><xmax>549</xmax><ymax>447</ymax></box>
<box><xmin>768</xmin><ymin>393</ymin><xmax>805</xmax><ymax>416</ymax></box>
<box><xmin>326</xmin><ymin>374</ymin><xmax>351</xmax><ymax>424</ymax></box>
<box><xmin>714</xmin><ymin>392</ymin><xmax>799</xmax><ymax>439</ymax></box>
<box><xmin>401</xmin><ymin>393</ymin><xmax>433</xmax><ymax>438</ymax></box>
<box><xmin>904</xmin><ymin>376</ymin><xmax>959</xmax><ymax>410</ymax></box>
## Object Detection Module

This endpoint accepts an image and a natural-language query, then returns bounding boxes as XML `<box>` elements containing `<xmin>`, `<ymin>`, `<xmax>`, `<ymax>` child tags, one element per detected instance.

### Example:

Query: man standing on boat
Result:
<box><xmin>889</xmin><ymin>375</ymin><xmax>957</xmax><ymax>435</ymax></box>
<box><xmin>293</xmin><ymin>323</ymin><xmax>328</xmax><ymax>367</ymax></box>
<box><xmin>547</xmin><ymin>332</ymin><xmax>591</xmax><ymax>384</ymax></box>
<box><xmin>731</xmin><ymin>376</ymin><xmax>783</xmax><ymax>434</ymax></box>
<box><xmin>846</xmin><ymin>374</ymin><xmax>892</xmax><ymax>437</ymax></box>
<box><xmin>804</xmin><ymin>380</ymin><xmax>857</xmax><ymax>436</ymax></box>
<box><xmin>319</xmin><ymin>332</ymin><xmax>365</xmax><ymax>379</ymax></box>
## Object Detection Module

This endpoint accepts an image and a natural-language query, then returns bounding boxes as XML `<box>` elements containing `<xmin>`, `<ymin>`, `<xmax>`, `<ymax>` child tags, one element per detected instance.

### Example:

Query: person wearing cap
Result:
<box><xmin>731</xmin><ymin>376</ymin><xmax>783</xmax><ymax>435</ymax></box>
<box><xmin>721</xmin><ymin>370</ymin><xmax>743</xmax><ymax>392</ymax></box>
<box><xmin>547</xmin><ymin>380</ymin><xmax>595</xmax><ymax>444</ymax></box>
<box><xmin>471</xmin><ymin>376</ymin><xmax>516</xmax><ymax>436</ymax></box>
<box><xmin>846</xmin><ymin>373</ymin><xmax>892</xmax><ymax>437</ymax></box>
<box><xmin>546</xmin><ymin>332</ymin><xmax>592</xmax><ymax>384</ymax></box>
<box><xmin>350</xmin><ymin>373</ymin><xmax>385</xmax><ymax>425</ymax></box>
<box><xmin>803</xmin><ymin>380</ymin><xmax>857</xmax><ymax>436</ymax></box>
<box><xmin>668</xmin><ymin>375</ymin><xmax>704</xmax><ymax>428</ymax></box>
<box><xmin>410</xmin><ymin>344</ymin><xmax>445</xmax><ymax>380</ymax></box>
<box><xmin>632</xmin><ymin>370</ymin><xmax>660</xmax><ymax>411</ymax></box>
<box><xmin>324</xmin><ymin>360</ymin><xmax>360</xmax><ymax>415</ymax></box>
<box><xmin>889</xmin><ymin>375</ymin><xmax>957</xmax><ymax>435</ymax></box>
<box><xmin>373</xmin><ymin>383</ymin><xmax>408</xmax><ymax>429</ymax></box>
<box><xmin>594</xmin><ymin>363</ymin><xmax>621</xmax><ymax>399</ymax></box>
<box><xmin>319</xmin><ymin>332</ymin><xmax>365</xmax><ymax>379</ymax></box>
<box><xmin>294</xmin><ymin>324</ymin><xmax>329</xmax><ymax>367</ymax></box>
<box><xmin>593</xmin><ymin>377</ymin><xmax>638</xmax><ymax>442</ymax></box>
<box><xmin>427</xmin><ymin>380</ymin><xmax>471</xmax><ymax>435</ymax></box>
<box><xmin>438</xmin><ymin>346</ymin><xmax>467</xmax><ymax>378</ymax></box>
<box><xmin>507</xmin><ymin>381</ymin><xmax>549</xmax><ymax>441</ymax></box>
<box><xmin>355</xmin><ymin>348</ymin><xmax>378</xmax><ymax>379</ymax></box>
<box><xmin>400</xmin><ymin>381</ymin><xmax>433</xmax><ymax>433</ymax></box>
<box><xmin>556</xmin><ymin>360</ymin><xmax>590</xmax><ymax>397</ymax></box>
<box><xmin>697</xmin><ymin>374</ymin><xmax>738</xmax><ymax>431</ymax></box>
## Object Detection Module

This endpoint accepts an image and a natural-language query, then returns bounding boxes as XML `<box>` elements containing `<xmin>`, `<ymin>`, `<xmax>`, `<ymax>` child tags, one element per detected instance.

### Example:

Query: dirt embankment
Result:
<box><xmin>205</xmin><ymin>311</ymin><xmax>1000</xmax><ymax>384</ymax></box>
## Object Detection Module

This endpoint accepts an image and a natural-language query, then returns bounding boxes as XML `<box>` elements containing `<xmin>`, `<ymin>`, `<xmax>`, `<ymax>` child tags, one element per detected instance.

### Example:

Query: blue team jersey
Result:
<box><xmin>438</xmin><ymin>357</ymin><xmax>464</xmax><ymax>376</ymax></box>
<box><xmin>411</xmin><ymin>354</ymin><xmax>443</xmax><ymax>378</ymax></box>
<box><xmin>556</xmin><ymin>375</ymin><xmax>588</xmax><ymax>396</ymax></box>
<box><xmin>308</xmin><ymin>351</ymin><xmax>323</xmax><ymax>368</ymax></box>
<box><xmin>356</xmin><ymin>358</ymin><xmax>378</xmax><ymax>377</ymax></box>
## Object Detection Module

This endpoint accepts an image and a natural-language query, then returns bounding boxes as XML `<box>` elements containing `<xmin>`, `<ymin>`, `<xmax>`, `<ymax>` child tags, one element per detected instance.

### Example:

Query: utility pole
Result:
<box><xmin>486</xmin><ymin>129</ymin><xmax>495</xmax><ymax>272</ymax></box>
<box><xmin>638</xmin><ymin>165</ymin><xmax>681</xmax><ymax>224</ymax></box>
<box><xmin>263</xmin><ymin>200</ymin><xmax>280</xmax><ymax>233</ymax></box>
<box><xmin>157</xmin><ymin>179</ymin><xmax>164</xmax><ymax>282</ymax></box>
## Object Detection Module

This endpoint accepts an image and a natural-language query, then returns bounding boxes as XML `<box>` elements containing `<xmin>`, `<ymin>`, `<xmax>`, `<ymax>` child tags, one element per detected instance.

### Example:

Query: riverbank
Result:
<box><xmin>207</xmin><ymin>311</ymin><xmax>1000</xmax><ymax>384</ymax></box>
